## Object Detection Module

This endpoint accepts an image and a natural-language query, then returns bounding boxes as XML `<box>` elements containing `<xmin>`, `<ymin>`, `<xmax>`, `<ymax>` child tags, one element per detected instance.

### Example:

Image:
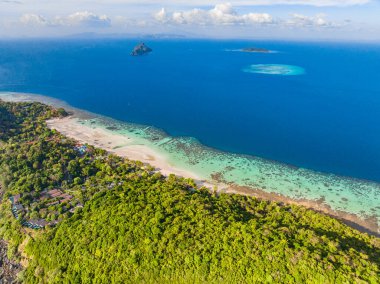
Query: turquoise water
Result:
<box><xmin>242</xmin><ymin>64</ymin><xmax>305</xmax><ymax>75</ymax></box>
<box><xmin>3</xmin><ymin>92</ymin><xmax>378</xmax><ymax>229</ymax></box>
<box><xmin>82</xmin><ymin>113</ymin><xmax>380</xmax><ymax>229</ymax></box>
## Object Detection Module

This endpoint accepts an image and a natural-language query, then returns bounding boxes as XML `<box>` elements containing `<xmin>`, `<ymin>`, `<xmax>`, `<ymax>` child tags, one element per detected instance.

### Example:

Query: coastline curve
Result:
<box><xmin>1</xmin><ymin>91</ymin><xmax>379</xmax><ymax>236</ymax></box>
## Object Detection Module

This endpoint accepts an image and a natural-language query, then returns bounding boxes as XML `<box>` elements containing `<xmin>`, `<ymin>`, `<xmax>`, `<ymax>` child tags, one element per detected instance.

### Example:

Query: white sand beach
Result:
<box><xmin>47</xmin><ymin>116</ymin><xmax>203</xmax><ymax>181</ymax></box>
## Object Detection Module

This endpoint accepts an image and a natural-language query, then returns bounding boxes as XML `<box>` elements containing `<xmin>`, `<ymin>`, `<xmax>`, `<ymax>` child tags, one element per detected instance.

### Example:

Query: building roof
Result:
<box><xmin>13</xmin><ymin>204</ymin><xmax>24</xmax><ymax>211</ymax></box>
<box><xmin>13</xmin><ymin>194</ymin><xmax>21</xmax><ymax>203</ymax></box>
<box><xmin>46</xmin><ymin>201</ymin><xmax>59</xmax><ymax>207</ymax></box>
<box><xmin>60</xmin><ymin>197</ymin><xmax>72</xmax><ymax>204</ymax></box>
<box><xmin>29</xmin><ymin>219</ymin><xmax>48</xmax><ymax>227</ymax></box>
<box><xmin>48</xmin><ymin>189</ymin><xmax>62</xmax><ymax>198</ymax></box>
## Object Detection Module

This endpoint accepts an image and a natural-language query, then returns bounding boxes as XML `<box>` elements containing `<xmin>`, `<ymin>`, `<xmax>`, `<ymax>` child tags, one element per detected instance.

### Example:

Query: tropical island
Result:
<box><xmin>0</xmin><ymin>99</ymin><xmax>379</xmax><ymax>283</ymax></box>
<box><xmin>131</xmin><ymin>43</ymin><xmax>153</xmax><ymax>56</ymax></box>
<box><xmin>240</xmin><ymin>47</ymin><xmax>271</xmax><ymax>53</ymax></box>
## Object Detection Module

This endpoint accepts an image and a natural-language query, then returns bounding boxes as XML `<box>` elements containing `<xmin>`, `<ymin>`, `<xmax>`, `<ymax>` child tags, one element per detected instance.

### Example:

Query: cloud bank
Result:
<box><xmin>61</xmin><ymin>11</ymin><xmax>111</xmax><ymax>27</ymax></box>
<box><xmin>154</xmin><ymin>4</ymin><xmax>341</xmax><ymax>28</ymax></box>
<box><xmin>20</xmin><ymin>11</ymin><xmax>111</xmax><ymax>28</ymax></box>
<box><xmin>1</xmin><ymin>0</ymin><xmax>375</xmax><ymax>40</ymax></box>
<box><xmin>155</xmin><ymin>4</ymin><xmax>273</xmax><ymax>25</ymax></box>
<box><xmin>286</xmin><ymin>13</ymin><xmax>339</xmax><ymax>27</ymax></box>
<box><xmin>1</xmin><ymin>0</ymin><xmax>371</xmax><ymax>8</ymax></box>
<box><xmin>20</xmin><ymin>14</ymin><xmax>48</xmax><ymax>26</ymax></box>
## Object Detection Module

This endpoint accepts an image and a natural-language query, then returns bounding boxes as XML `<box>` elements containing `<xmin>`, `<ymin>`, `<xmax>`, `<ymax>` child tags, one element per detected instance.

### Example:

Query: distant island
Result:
<box><xmin>131</xmin><ymin>42</ymin><xmax>152</xmax><ymax>56</ymax></box>
<box><xmin>240</xmin><ymin>47</ymin><xmax>270</xmax><ymax>53</ymax></box>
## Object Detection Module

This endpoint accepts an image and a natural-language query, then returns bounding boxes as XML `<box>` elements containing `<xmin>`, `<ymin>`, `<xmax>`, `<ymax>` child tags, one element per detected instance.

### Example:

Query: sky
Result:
<box><xmin>0</xmin><ymin>0</ymin><xmax>379</xmax><ymax>41</ymax></box>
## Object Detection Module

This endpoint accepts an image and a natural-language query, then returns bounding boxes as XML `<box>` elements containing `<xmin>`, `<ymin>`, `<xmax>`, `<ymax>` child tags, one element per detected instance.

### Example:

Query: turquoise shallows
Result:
<box><xmin>242</xmin><ymin>64</ymin><xmax>305</xmax><ymax>76</ymax></box>
<box><xmin>80</xmin><ymin>114</ymin><xmax>380</xmax><ymax>228</ymax></box>
<box><xmin>1</xmin><ymin>90</ymin><xmax>379</xmax><ymax>231</ymax></box>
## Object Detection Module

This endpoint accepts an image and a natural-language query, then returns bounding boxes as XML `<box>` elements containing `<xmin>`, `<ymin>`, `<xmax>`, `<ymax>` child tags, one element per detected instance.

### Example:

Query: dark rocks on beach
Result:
<box><xmin>131</xmin><ymin>43</ymin><xmax>153</xmax><ymax>56</ymax></box>
<box><xmin>106</xmin><ymin>126</ymin><xmax>119</xmax><ymax>131</ymax></box>
<box><xmin>241</xmin><ymin>47</ymin><xmax>270</xmax><ymax>53</ymax></box>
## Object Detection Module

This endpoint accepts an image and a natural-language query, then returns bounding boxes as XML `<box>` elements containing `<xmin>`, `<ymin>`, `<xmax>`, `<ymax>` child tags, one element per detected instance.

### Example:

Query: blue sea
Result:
<box><xmin>1</xmin><ymin>39</ymin><xmax>380</xmax><ymax>182</ymax></box>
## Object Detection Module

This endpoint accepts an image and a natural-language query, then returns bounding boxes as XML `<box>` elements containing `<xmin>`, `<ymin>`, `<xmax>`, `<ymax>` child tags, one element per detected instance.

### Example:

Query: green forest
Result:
<box><xmin>0</xmin><ymin>100</ymin><xmax>379</xmax><ymax>283</ymax></box>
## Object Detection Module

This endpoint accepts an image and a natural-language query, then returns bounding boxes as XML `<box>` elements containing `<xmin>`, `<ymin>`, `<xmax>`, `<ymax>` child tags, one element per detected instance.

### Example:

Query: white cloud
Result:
<box><xmin>56</xmin><ymin>11</ymin><xmax>111</xmax><ymax>27</ymax></box>
<box><xmin>287</xmin><ymin>13</ymin><xmax>339</xmax><ymax>27</ymax></box>
<box><xmin>155</xmin><ymin>3</ymin><xmax>274</xmax><ymax>26</ymax></box>
<box><xmin>20</xmin><ymin>11</ymin><xmax>111</xmax><ymax>28</ymax></box>
<box><xmin>241</xmin><ymin>13</ymin><xmax>274</xmax><ymax>24</ymax></box>
<box><xmin>153</xmin><ymin>4</ymin><xmax>347</xmax><ymax>30</ymax></box>
<box><xmin>20</xmin><ymin>14</ymin><xmax>48</xmax><ymax>26</ymax></box>
<box><xmin>0</xmin><ymin>0</ymin><xmax>375</xmax><ymax>39</ymax></box>
<box><xmin>154</xmin><ymin>8</ymin><xmax>168</xmax><ymax>23</ymax></box>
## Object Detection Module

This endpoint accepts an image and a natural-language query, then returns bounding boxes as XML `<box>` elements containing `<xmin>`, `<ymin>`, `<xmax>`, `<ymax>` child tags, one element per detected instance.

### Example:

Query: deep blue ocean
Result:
<box><xmin>1</xmin><ymin>39</ymin><xmax>379</xmax><ymax>182</ymax></box>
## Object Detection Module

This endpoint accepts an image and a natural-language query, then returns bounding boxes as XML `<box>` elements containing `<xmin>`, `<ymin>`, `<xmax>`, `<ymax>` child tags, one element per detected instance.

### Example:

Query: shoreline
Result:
<box><xmin>46</xmin><ymin>116</ymin><xmax>202</xmax><ymax>181</ymax></box>
<box><xmin>1</xmin><ymin>92</ymin><xmax>379</xmax><ymax>237</ymax></box>
<box><xmin>47</xmin><ymin>115</ymin><xmax>379</xmax><ymax>237</ymax></box>
<box><xmin>224</xmin><ymin>185</ymin><xmax>380</xmax><ymax>237</ymax></box>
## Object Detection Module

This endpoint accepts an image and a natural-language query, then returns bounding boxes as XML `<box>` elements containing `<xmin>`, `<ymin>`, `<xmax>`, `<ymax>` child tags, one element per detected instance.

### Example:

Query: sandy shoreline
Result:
<box><xmin>47</xmin><ymin>115</ymin><xmax>380</xmax><ymax>237</ymax></box>
<box><xmin>47</xmin><ymin>116</ymin><xmax>202</xmax><ymax>181</ymax></box>
<box><xmin>1</xmin><ymin>92</ymin><xmax>378</xmax><ymax>236</ymax></box>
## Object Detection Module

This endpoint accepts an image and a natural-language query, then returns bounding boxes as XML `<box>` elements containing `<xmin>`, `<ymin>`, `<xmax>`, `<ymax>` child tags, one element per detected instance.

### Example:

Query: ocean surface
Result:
<box><xmin>1</xmin><ymin>39</ymin><xmax>380</xmax><ymax>227</ymax></box>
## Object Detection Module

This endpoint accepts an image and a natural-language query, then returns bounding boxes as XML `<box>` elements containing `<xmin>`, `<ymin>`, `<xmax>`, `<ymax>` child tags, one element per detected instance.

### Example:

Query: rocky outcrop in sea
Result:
<box><xmin>131</xmin><ymin>43</ymin><xmax>152</xmax><ymax>56</ymax></box>
<box><xmin>241</xmin><ymin>47</ymin><xmax>270</xmax><ymax>53</ymax></box>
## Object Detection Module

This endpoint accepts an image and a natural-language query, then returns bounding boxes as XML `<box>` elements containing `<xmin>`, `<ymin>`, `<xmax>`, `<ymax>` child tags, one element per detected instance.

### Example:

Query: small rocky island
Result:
<box><xmin>131</xmin><ymin>43</ymin><xmax>152</xmax><ymax>56</ymax></box>
<box><xmin>241</xmin><ymin>47</ymin><xmax>270</xmax><ymax>53</ymax></box>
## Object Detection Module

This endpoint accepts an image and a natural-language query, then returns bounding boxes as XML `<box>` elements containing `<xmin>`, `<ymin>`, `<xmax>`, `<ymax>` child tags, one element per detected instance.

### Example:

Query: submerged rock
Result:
<box><xmin>131</xmin><ymin>43</ymin><xmax>152</xmax><ymax>56</ymax></box>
